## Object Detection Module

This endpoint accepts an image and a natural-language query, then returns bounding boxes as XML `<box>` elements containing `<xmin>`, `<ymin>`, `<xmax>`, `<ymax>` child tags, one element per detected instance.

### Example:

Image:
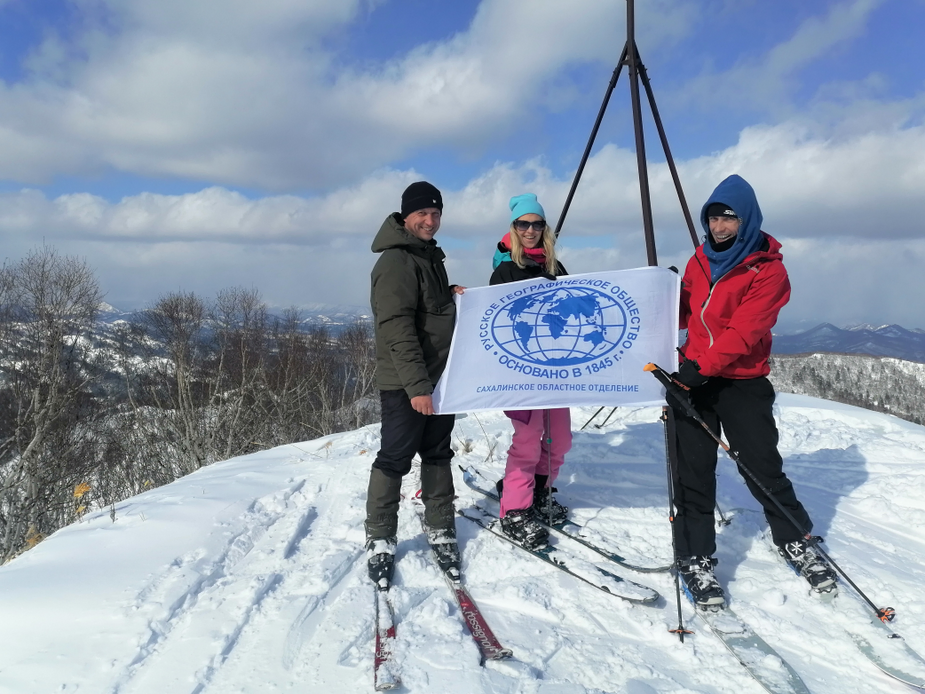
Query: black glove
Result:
<box><xmin>665</xmin><ymin>386</ymin><xmax>693</xmax><ymax>414</ymax></box>
<box><xmin>674</xmin><ymin>358</ymin><xmax>709</xmax><ymax>389</ymax></box>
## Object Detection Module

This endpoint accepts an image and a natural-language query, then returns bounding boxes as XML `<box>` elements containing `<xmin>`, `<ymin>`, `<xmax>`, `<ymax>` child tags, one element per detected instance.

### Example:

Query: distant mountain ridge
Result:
<box><xmin>96</xmin><ymin>302</ymin><xmax>370</xmax><ymax>330</ymax></box>
<box><xmin>772</xmin><ymin>323</ymin><xmax>925</xmax><ymax>363</ymax></box>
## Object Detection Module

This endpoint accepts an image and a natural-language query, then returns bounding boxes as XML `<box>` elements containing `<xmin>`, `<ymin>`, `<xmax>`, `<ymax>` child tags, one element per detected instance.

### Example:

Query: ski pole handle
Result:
<box><xmin>643</xmin><ymin>362</ymin><xmax>685</xmax><ymax>389</ymax></box>
<box><xmin>643</xmin><ymin>363</ymin><xmax>701</xmax><ymax>422</ymax></box>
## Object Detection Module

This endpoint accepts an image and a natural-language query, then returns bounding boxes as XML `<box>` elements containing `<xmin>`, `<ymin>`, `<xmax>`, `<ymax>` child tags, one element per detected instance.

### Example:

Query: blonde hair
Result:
<box><xmin>509</xmin><ymin>222</ymin><xmax>558</xmax><ymax>275</ymax></box>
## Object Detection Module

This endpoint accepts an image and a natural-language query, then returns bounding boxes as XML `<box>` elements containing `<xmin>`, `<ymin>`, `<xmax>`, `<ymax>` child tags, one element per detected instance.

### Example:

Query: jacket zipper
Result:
<box><xmin>699</xmin><ymin>273</ymin><xmax>731</xmax><ymax>348</ymax></box>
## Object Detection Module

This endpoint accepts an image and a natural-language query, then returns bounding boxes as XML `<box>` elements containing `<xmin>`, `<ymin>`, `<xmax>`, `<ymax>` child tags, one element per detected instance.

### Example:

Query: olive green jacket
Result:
<box><xmin>370</xmin><ymin>213</ymin><xmax>457</xmax><ymax>397</ymax></box>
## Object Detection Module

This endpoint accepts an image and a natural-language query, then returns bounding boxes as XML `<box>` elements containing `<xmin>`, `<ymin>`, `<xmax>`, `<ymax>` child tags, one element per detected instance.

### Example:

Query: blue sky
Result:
<box><xmin>0</xmin><ymin>0</ymin><xmax>924</xmax><ymax>330</ymax></box>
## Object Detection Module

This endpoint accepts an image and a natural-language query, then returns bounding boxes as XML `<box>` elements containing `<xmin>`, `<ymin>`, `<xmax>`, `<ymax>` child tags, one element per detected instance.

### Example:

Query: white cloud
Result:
<box><xmin>778</xmin><ymin>236</ymin><xmax>925</xmax><ymax>329</ymax></box>
<box><xmin>0</xmin><ymin>0</ymin><xmax>697</xmax><ymax>189</ymax></box>
<box><xmin>2</xmin><ymin>111</ymin><xmax>924</xmax><ymax>327</ymax></box>
<box><xmin>0</xmin><ymin>170</ymin><xmax>420</xmax><ymax>243</ymax></box>
<box><xmin>81</xmin><ymin>0</ymin><xmax>365</xmax><ymax>46</ymax></box>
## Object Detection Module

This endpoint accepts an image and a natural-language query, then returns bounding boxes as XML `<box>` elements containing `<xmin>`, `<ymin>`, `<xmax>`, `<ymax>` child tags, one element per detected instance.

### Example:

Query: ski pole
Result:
<box><xmin>661</xmin><ymin>405</ymin><xmax>693</xmax><ymax>641</ymax></box>
<box><xmin>580</xmin><ymin>406</ymin><xmax>605</xmax><ymax>430</ymax></box>
<box><xmin>679</xmin><ymin>349</ymin><xmax>732</xmax><ymax>528</ymax></box>
<box><xmin>544</xmin><ymin>410</ymin><xmax>553</xmax><ymax>524</ymax></box>
<box><xmin>644</xmin><ymin>362</ymin><xmax>897</xmax><ymax>623</ymax></box>
<box><xmin>595</xmin><ymin>407</ymin><xmax>619</xmax><ymax>429</ymax></box>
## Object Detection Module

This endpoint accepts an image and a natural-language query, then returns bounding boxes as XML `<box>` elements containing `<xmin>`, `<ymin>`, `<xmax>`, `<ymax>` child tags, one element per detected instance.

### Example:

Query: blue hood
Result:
<box><xmin>700</xmin><ymin>174</ymin><xmax>764</xmax><ymax>283</ymax></box>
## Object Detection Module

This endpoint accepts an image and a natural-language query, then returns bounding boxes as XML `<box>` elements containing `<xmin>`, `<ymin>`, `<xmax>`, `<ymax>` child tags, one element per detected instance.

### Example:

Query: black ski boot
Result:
<box><xmin>496</xmin><ymin>475</ymin><xmax>569</xmax><ymax>526</ymax></box>
<box><xmin>366</xmin><ymin>537</ymin><xmax>397</xmax><ymax>591</ymax></box>
<box><xmin>778</xmin><ymin>538</ymin><xmax>837</xmax><ymax>594</ymax></box>
<box><xmin>500</xmin><ymin>508</ymin><xmax>549</xmax><ymax>550</ymax></box>
<box><xmin>532</xmin><ymin>484</ymin><xmax>568</xmax><ymax>526</ymax></box>
<box><xmin>677</xmin><ymin>555</ymin><xmax>726</xmax><ymax>610</ymax></box>
<box><xmin>426</xmin><ymin>526</ymin><xmax>461</xmax><ymax>581</ymax></box>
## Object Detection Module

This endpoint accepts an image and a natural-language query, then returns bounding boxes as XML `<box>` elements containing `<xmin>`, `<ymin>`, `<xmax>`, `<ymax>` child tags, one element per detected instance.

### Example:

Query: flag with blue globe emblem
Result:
<box><xmin>492</xmin><ymin>286</ymin><xmax>626</xmax><ymax>366</ymax></box>
<box><xmin>433</xmin><ymin>267</ymin><xmax>680</xmax><ymax>414</ymax></box>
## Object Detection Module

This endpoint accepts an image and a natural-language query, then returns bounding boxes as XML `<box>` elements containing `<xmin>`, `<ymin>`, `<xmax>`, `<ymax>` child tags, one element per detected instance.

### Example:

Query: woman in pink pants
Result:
<box><xmin>490</xmin><ymin>193</ymin><xmax>572</xmax><ymax>549</ymax></box>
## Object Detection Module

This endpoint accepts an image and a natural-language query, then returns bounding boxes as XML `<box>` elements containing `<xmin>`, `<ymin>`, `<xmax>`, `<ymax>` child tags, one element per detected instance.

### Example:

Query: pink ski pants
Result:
<box><xmin>499</xmin><ymin>408</ymin><xmax>572</xmax><ymax>517</ymax></box>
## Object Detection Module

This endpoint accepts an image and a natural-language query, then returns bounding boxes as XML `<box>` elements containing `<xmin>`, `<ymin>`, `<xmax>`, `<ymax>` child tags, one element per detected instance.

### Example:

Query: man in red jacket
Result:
<box><xmin>670</xmin><ymin>174</ymin><xmax>836</xmax><ymax>609</ymax></box>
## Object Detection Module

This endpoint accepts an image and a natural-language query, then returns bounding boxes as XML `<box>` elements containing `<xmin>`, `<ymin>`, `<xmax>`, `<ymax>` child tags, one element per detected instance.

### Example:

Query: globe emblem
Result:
<box><xmin>491</xmin><ymin>286</ymin><xmax>628</xmax><ymax>366</ymax></box>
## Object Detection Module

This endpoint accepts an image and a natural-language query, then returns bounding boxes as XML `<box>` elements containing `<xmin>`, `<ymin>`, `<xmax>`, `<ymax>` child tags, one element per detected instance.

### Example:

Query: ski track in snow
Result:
<box><xmin>1</xmin><ymin>399</ymin><xmax>924</xmax><ymax>693</ymax></box>
<box><xmin>111</xmin><ymin>478</ymin><xmax>322</xmax><ymax>693</ymax></box>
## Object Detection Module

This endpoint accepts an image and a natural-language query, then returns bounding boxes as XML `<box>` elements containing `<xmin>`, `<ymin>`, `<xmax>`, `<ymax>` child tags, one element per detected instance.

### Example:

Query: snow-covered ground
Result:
<box><xmin>1</xmin><ymin>394</ymin><xmax>924</xmax><ymax>694</ymax></box>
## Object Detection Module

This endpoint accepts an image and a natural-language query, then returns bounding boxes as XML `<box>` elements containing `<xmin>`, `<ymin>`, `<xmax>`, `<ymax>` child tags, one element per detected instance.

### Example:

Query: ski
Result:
<box><xmin>443</xmin><ymin>575</ymin><xmax>514</xmax><ymax>663</ymax></box>
<box><xmin>458</xmin><ymin>505</ymin><xmax>659</xmax><ymax>605</ymax></box>
<box><xmin>461</xmin><ymin>465</ymin><xmax>672</xmax><ymax>573</ymax></box>
<box><xmin>770</xmin><ymin>538</ymin><xmax>925</xmax><ymax>689</ymax></box>
<box><xmin>373</xmin><ymin>587</ymin><xmax>401</xmax><ymax>691</ymax></box>
<box><xmin>845</xmin><ymin>616</ymin><xmax>925</xmax><ymax>690</ymax></box>
<box><xmin>690</xmin><ymin>605</ymin><xmax>812</xmax><ymax>694</ymax></box>
<box><xmin>411</xmin><ymin>499</ymin><xmax>514</xmax><ymax>663</ymax></box>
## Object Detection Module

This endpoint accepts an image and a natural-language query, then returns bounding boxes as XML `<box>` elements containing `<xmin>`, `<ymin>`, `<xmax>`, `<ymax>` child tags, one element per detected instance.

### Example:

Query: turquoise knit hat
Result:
<box><xmin>509</xmin><ymin>193</ymin><xmax>545</xmax><ymax>223</ymax></box>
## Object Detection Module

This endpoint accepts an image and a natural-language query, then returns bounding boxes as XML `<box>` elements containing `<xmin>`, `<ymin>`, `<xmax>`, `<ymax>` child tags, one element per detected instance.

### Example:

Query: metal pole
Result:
<box><xmin>662</xmin><ymin>406</ymin><xmax>692</xmax><ymax>641</ymax></box>
<box><xmin>626</xmin><ymin>0</ymin><xmax>657</xmax><ymax>266</ymax></box>
<box><xmin>635</xmin><ymin>47</ymin><xmax>699</xmax><ymax>248</ymax></box>
<box><xmin>555</xmin><ymin>44</ymin><xmax>629</xmax><ymax>238</ymax></box>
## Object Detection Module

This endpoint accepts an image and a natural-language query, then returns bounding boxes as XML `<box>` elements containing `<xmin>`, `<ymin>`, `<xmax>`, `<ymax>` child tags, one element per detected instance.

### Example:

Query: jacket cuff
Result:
<box><xmin>405</xmin><ymin>384</ymin><xmax>433</xmax><ymax>399</ymax></box>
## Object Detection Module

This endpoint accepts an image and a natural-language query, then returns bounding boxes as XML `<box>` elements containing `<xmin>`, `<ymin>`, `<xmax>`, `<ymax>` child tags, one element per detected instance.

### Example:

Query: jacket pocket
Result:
<box><xmin>419</xmin><ymin>266</ymin><xmax>453</xmax><ymax>314</ymax></box>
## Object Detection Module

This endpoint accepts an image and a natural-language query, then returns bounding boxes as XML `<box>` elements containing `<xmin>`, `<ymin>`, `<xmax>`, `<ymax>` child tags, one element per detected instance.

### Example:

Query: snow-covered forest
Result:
<box><xmin>0</xmin><ymin>247</ymin><xmax>377</xmax><ymax>562</ymax></box>
<box><xmin>769</xmin><ymin>354</ymin><xmax>925</xmax><ymax>425</ymax></box>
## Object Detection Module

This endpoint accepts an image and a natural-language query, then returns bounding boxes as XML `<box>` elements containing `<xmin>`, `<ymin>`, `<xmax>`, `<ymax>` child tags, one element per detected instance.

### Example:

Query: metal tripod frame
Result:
<box><xmin>553</xmin><ymin>0</ymin><xmax>699</xmax><ymax>259</ymax></box>
<box><xmin>568</xmin><ymin>0</ymin><xmax>700</xmax><ymax>438</ymax></box>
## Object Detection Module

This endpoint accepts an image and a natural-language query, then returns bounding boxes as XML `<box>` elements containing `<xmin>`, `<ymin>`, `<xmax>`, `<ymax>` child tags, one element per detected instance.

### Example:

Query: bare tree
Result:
<box><xmin>125</xmin><ymin>287</ymin><xmax>277</xmax><ymax>479</ymax></box>
<box><xmin>134</xmin><ymin>291</ymin><xmax>213</xmax><ymax>475</ymax></box>
<box><xmin>337</xmin><ymin>320</ymin><xmax>378</xmax><ymax>430</ymax></box>
<box><xmin>208</xmin><ymin>287</ymin><xmax>272</xmax><ymax>459</ymax></box>
<box><xmin>0</xmin><ymin>247</ymin><xmax>104</xmax><ymax>561</ymax></box>
<box><xmin>264</xmin><ymin>312</ymin><xmax>376</xmax><ymax>440</ymax></box>
<box><xmin>266</xmin><ymin>307</ymin><xmax>314</xmax><ymax>443</ymax></box>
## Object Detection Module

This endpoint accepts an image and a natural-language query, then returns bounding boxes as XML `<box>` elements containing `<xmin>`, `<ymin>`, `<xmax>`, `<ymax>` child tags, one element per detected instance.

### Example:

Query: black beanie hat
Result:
<box><xmin>401</xmin><ymin>181</ymin><xmax>443</xmax><ymax>218</ymax></box>
<box><xmin>706</xmin><ymin>202</ymin><xmax>737</xmax><ymax>219</ymax></box>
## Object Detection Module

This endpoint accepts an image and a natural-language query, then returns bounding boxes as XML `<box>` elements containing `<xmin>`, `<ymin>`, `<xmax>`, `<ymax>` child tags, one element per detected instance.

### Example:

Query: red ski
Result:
<box><xmin>373</xmin><ymin>588</ymin><xmax>400</xmax><ymax>691</ymax></box>
<box><xmin>444</xmin><ymin>576</ymin><xmax>513</xmax><ymax>663</ymax></box>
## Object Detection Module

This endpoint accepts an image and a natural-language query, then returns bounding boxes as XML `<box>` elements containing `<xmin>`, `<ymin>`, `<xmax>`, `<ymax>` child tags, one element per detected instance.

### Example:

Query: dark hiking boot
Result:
<box><xmin>420</xmin><ymin>464</ymin><xmax>456</xmax><ymax>530</ymax></box>
<box><xmin>366</xmin><ymin>536</ymin><xmax>397</xmax><ymax>591</ymax></box>
<box><xmin>500</xmin><ymin>508</ymin><xmax>549</xmax><ymax>550</ymax></box>
<box><xmin>532</xmin><ymin>485</ymin><xmax>568</xmax><ymax>526</ymax></box>
<box><xmin>677</xmin><ymin>555</ymin><xmax>726</xmax><ymax>609</ymax></box>
<box><xmin>778</xmin><ymin>539</ymin><xmax>838</xmax><ymax>594</ymax></box>
<box><xmin>365</xmin><ymin>468</ymin><xmax>401</xmax><ymax>540</ymax></box>
<box><xmin>426</xmin><ymin>526</ymin><xmax>461</xmax><ymax>581</ymax></box>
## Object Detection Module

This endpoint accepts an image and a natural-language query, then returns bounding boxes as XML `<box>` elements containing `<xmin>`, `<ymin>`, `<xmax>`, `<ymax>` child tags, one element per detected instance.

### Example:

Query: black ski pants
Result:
<box><xmin>670</xmin><ymin>376</ymin><xmax>811</xmax><ymax>558</ymax></box>
<box><xmin>366</xmin><ymin>389</ymin><xmax>456</xmax><ymax>537</ymax></box>
<box><xmin>373</xmin><ymin>389</ymin><xmax>455</xmax><ymax>478</ymax></box>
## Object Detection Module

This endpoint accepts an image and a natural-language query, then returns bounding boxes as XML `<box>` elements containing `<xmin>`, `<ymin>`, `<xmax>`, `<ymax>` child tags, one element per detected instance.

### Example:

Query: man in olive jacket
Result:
<box><xmin>365</xmin><ymin>181</ymin><xmax>464</xmax><ymax>589</ymax></box>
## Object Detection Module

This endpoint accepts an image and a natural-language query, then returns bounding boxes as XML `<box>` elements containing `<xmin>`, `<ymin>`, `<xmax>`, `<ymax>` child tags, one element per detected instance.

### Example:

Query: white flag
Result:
<box><xmin>432</xmin><ymin>267</ymin><xmax>680</xmax><ymax>414</ymax></box>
